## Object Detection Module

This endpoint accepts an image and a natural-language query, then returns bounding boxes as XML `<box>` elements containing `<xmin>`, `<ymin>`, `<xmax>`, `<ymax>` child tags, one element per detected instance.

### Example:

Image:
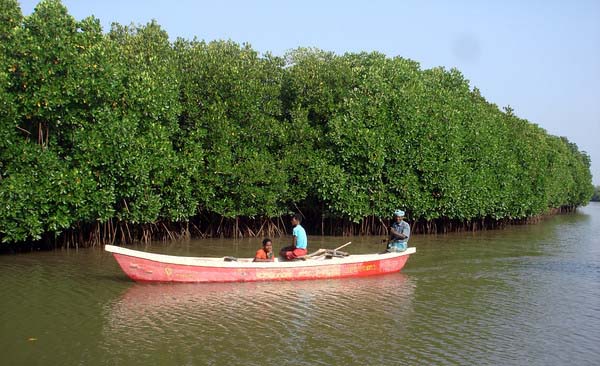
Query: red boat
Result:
<box><xmin>105</xmin><ymin>244</ymin><xmax>415</xmax><ymax>283</ymax></box>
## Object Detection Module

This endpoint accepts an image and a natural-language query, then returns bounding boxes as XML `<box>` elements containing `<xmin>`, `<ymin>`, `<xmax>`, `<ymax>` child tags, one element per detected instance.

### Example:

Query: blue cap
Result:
<box><xmin>394</xmin><ymin>210</ymin><xmax>405</xmax><ymax>217</ymax></box>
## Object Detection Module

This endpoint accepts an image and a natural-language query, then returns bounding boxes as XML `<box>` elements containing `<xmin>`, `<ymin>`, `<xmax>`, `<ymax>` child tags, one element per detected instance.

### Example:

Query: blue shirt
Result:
<box><xmin>391</xmin><ymin>220</ymin><xmax>410</xmax><ymax>243</ymax></box>
<box><xmin>293</xmin><ymin>225</ymin><xmax>307</xmax><ymax>249</ymax></box>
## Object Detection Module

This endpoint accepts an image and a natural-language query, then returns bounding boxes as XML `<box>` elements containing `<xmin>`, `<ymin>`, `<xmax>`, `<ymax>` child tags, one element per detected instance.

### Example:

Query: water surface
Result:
<box><xmin>1</xmin><ymin>203</ymin><xmax>599</xmax><ymax>365</ymax></box>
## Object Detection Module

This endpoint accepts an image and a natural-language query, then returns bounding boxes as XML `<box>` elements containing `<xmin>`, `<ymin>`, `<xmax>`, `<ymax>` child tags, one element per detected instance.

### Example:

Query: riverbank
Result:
<box><xmin>0</xmin><ymin>204</ymin><xmax>585</xmax><ymax>253</ymax></box>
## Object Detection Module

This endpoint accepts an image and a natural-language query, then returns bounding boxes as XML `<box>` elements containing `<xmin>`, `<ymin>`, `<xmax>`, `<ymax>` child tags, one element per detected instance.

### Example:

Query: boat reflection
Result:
<box><xmin>101</xmin><ymin>273</ymin><xmax>416</xmax><ymax>364</ymax></box>
<box><xmin>112</xmin><ymin>273</ymin><xmax>414</xmax><ymax>313</ymax></box>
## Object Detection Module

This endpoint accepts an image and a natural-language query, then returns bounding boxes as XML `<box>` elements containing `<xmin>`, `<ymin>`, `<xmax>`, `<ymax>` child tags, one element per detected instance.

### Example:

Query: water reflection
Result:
<box><xmin>102</xmin><ymin>275</ymin><xmax>416</xmax><ymax>365</ymax></box>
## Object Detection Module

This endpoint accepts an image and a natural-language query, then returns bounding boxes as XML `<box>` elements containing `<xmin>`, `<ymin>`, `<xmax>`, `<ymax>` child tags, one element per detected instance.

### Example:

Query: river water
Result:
<box><xmin>1</xmin><ymin>203</ymin><xmax>599</xmax><ymax>365</ymax></box>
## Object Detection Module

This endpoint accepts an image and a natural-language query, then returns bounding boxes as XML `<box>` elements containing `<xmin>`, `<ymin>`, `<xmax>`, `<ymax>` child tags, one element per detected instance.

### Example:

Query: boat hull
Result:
<box><xmin>105</xmin><ymin>245</ymin><xmax>415</xmax><ymax>283</ymax></box>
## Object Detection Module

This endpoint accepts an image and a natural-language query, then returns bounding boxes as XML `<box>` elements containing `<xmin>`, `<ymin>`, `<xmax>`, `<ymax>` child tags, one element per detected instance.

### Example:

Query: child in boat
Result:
<box><xmin>254</xmin><ymin>238</ymin><xmax>275</xmax><ymax>262</ymax></box>
<box><xmin>280</xmin><ymin>214</ymin><xmax>308</xmax><ymax>260</ymax></box>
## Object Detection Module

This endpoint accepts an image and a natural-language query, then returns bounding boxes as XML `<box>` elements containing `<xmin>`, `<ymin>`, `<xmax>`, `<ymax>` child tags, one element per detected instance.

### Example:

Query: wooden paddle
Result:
<box><xmin>299</xmin><ymin>242</ymin><xmax>352</xmax><ymax>260</ymax></box>
<box><xmin>333</xmin><ymin>241</ymin><xmax>352</xmax><ymax>252</ymax></box>
<box><xmin>301</xmin><ymin>248</ymin><xmax>327</xmax><ymax>259</ymax></box>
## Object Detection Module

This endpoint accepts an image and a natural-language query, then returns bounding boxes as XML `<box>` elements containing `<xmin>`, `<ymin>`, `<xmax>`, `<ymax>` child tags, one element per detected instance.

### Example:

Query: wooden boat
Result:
<box><xmin>105</xmin><ymin>244</ymin><xmax>415</xmax><ymax>283</ymax></box>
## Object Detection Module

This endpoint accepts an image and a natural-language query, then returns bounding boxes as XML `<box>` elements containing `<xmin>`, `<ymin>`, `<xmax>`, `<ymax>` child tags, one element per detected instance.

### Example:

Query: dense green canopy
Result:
<box><xmin>0</xmin><ymin>0</ymin><xmax>593</xmax><ymax>245</ymax></box>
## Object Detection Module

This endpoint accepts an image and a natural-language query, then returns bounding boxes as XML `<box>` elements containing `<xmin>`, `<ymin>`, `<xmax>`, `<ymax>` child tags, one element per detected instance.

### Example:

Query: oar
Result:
<box><xmin>322</xmin><ymin>241</ymin><xmax>352</xmax><ymax>259</ymax></box>
<box><xmin>302</xmin><ymin>248</ymin><xmax>327</xmax><ymax>259</ymax></box>
<box><xmin>333</xmin><ymin>241</ymin><xmax>352</xmax><ymax>252</ymax></box>
<box><xmin>299</xmin><ymin>242</ymin><xmax>352</xmax><ymax>261</ymax></box>
<box><xmin>330</xmin><ymin>241</ymin><xmax>352</xmax><ymax>257</ymax></box>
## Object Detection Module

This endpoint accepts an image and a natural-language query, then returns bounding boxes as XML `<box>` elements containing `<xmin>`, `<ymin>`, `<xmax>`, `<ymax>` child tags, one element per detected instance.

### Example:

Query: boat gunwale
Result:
<box><xmin>105</xmin><ymin>245</ymin><xmax>415</xmax><ymax>269</ymax></box>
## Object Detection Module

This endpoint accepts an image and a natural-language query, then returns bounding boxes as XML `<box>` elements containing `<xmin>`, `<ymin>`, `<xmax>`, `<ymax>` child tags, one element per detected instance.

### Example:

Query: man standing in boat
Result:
<box><xmin>388</xmin><ymin>210</ymin><xmax>410</xmax><ymax>252</ymax></box>
<box><xmin>280</xmin><ymin>214</ymin><xmax>308</xmax><ymax>260</ymax></box>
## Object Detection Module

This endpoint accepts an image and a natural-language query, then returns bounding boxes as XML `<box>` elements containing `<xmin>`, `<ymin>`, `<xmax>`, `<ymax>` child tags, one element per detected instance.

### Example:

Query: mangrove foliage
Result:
<box><xmin>0</xmin><ymin>0</ymin><xmax>594</xmax><ymax>246</ymax></box>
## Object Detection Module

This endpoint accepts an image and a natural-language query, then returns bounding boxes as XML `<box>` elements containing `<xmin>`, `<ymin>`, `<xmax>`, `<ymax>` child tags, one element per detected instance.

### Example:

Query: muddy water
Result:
<box><xmin>1</xmin><ymin>203</ymin><xmax>599</xmax><ymax>365</ymax></box>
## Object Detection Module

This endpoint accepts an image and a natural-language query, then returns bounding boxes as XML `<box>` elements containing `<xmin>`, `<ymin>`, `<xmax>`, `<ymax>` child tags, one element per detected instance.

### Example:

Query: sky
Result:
<box><xmin>18</xmin><ymin>0</ymin><xmax>600</xmax><ymax>185</ymax></box>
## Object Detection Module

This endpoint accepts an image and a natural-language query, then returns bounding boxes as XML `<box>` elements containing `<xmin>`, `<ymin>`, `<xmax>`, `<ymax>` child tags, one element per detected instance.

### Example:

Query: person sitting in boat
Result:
<box><xmin>280</xmin><ymin>214</ymin><xmax>308</xmax><ymax>260</ymax></box>
<box><xmin>388</xmin><ymin>210</ymin><xmax>410</xmax><ymax>252</ymax></box>
<box><xmin>254</xmin><ymin>238</ymin><xmax>275</xmax><ymax>262</ymax></box>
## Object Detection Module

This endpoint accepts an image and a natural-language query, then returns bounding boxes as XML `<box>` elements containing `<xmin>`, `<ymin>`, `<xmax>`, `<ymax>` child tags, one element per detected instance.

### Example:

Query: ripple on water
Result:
<box><xmin>100</xmin><ymin>274</ymin><xmax>416</xmax><ymax>365</ymax></box>
<box><xmin>3</xmin><ymin>206</ymin><xmax>600</xmax><ymax>366</ymax></box>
